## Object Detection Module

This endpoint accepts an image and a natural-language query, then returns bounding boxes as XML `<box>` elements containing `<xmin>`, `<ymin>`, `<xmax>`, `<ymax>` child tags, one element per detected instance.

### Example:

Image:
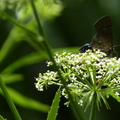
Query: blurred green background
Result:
<box><xmin>0</xmin><ymin>0</ymin><xmax>120</xmax><ymax>120</ymax></box>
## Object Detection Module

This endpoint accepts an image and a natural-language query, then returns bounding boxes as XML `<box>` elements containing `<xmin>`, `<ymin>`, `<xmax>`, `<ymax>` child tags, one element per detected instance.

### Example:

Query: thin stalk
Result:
<box><xmin>30</xmin><ymin>0</ymin><xmax>86</xmax><ymax>120</ymax></box>
<box><xmin>29</xmin><ymin>0</ymin><xmax>44</xmax><ymax>36</ymax></box>
<box><xmin>0</xmin><ymin>11</ymin><xmax>37</xmax><ymax>37</ymax></box>
<box><xmin>89</xmin><ymin>92</ymin><xmax>97</xmax><ymax>120</ymax></box>
<box><xmin>0</xmin><ymin>75</ymin><xmax>22</xmax><ymax>120</ymax></box>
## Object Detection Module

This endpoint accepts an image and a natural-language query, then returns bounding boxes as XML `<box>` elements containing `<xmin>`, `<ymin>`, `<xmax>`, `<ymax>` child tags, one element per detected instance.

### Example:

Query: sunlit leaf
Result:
<box><xmin>47</xmin><ymin>87</ymin><xmax>61</xmax><ymax>120</ymax></box>
<box><xmin>1</xmin><ymin>74</ymin><xmax>23</xmax><ymax>84</ymax></box>
<box><xmin>0</xmin><ymin>115</ymin><xmax>6</xmax><ymax>120</ymax></box>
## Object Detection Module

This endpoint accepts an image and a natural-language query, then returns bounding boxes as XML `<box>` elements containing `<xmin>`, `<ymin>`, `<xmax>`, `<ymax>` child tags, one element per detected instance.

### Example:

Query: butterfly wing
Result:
<box><xmin>91</xmin><ymin>16</ymin><xmax>113</xmax><ymax>55</ymax></box>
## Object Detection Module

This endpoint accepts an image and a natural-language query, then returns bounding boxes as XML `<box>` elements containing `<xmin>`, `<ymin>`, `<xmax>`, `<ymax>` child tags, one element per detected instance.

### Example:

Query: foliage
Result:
<box><xmin>47</xmin><ymin>88</ymin><xmax>61</xmax><ymax>120</ymax></box>
<box><xmin>0</xmin><ymin>0</ymin><xmax>120</xmax><ymax>120</ymax></box>
<box><xmin>0</xmin><ymin>0</ymin><xmax>63</xmax><ymax>119</ymax></box>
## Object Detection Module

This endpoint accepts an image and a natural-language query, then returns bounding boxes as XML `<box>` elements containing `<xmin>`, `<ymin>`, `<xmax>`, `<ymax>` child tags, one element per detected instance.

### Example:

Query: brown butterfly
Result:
<box><xmin>80</xmin><ymin>15</ymin><xmax>113</xmax><ymax>55</ymax></box>
<box><xmin>80</xmin><ymin>16</ymin><xmax>114</xmax><ymax>89</ymax></box>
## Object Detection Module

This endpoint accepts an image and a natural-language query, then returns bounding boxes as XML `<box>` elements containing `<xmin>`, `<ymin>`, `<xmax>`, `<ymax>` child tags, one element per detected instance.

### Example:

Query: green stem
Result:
<box><xmin>89</xmin><ymin>92</ymin><xmax>97</xmax><ymax>120</ymax></box>
<box><xmin>30</xmin><ymin>0</ymin><xmax>44</xmax><ymax>36</ymax></box>
<box><xmin>30</xmin><ymin>1</ymin><xmax>86</xmax><ymax>120</ymax></box>
<box><xmin>0</xmin><ymin>75</ymin><xmax>22</xmax><ymax>120</ymax></box>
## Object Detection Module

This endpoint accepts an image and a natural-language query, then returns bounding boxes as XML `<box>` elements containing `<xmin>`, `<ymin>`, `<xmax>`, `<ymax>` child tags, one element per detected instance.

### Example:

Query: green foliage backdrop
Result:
<box><xmin>0</xmin><ymin>0</ymin><xmax>120</xmax><ymax>120</ymax></box>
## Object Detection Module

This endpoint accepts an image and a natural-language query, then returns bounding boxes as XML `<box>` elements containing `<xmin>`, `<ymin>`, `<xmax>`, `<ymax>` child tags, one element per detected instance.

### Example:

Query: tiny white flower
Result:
<box><xmin>35</xmin><ymin>49</ymin><xmax>120</xmax><ymax>108</ymax></box>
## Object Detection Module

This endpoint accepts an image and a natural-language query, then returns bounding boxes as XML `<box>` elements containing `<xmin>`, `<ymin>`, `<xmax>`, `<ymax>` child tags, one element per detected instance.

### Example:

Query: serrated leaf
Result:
<box><xmin>47</xmin><ymin>87</ymin><xmax>61</xmax><ymax>120</ymax></box>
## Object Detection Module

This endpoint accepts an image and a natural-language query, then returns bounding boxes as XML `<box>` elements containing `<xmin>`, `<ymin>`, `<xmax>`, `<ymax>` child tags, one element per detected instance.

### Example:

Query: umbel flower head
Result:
<box><xmin>35</xmin><ymin>50</ymin><xmax>120</xmax><ymax>110</ymax></box>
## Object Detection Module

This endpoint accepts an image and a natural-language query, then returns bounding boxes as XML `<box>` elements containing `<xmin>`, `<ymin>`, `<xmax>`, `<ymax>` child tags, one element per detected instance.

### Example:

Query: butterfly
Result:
<box><xmin>80</xmin><ymin>15</ymin><xmax>113</xmax><ymax>55</ymax></box>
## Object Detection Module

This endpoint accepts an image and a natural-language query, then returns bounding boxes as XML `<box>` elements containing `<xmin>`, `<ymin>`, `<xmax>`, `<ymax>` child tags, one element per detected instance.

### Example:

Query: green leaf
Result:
<box><xmin>1</xmin><ymin>74</ymin><xmax>23</xmax><ymax>84</ymax></box>
<box><xmin>2</xmin><ymin>47</ymin><xmax>79</xmax><ymax>74</ymax></box>
<box><xmin>1</xmin><ymin>52</ymin><xmax>48</xmax><ymax>73</ymax></box>
<box><xmin>47</xmin><ymin>87</ymin><xmax>61</xmax><ymax>120</ymax></box>
<box><xmin>0</xmin><ymin>26</ymin><xmax>27</xmax><ymax>64</ymax></box>
<box><xmin>0</xmin><ymin>87</ymin><xmax>49</xmax><ymax>112</ymax></box>
<box><xmin>0</xmin><ymin>115</ymin><xmax>6</xmax><ymax>120</ymax></box>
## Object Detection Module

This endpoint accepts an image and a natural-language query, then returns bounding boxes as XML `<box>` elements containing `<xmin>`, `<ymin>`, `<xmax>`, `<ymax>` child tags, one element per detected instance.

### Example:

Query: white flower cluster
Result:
<box><xmin>35</xmin><ymin>50</ymin><xmax>120</xmax><ymax>108</ymax></box>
